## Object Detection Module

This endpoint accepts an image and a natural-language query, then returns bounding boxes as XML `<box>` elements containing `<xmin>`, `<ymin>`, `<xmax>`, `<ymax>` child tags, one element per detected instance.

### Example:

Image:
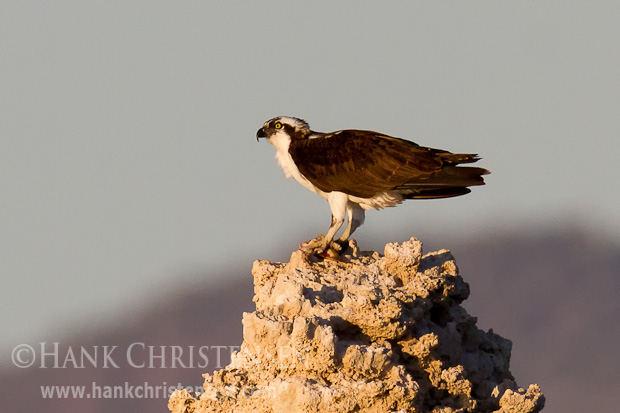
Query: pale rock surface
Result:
<box><xmin>168</xmin><ymin>238</ymin><xmax>544</xmax><ymax>413</ymax></box>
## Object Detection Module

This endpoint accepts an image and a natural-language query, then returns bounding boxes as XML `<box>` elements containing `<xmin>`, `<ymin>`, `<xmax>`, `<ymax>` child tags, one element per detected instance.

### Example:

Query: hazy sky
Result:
<box><xmin>1</xmin><ymin>2</ymin><xmax>619</xmax><ymax>357</ymax></box>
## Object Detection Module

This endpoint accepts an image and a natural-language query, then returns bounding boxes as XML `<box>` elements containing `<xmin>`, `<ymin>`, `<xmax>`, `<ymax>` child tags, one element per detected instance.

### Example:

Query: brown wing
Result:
<box><xmin>289</xmin><ymin>130</ymin><xmax>459</xmax><ymax>198</ymax></box>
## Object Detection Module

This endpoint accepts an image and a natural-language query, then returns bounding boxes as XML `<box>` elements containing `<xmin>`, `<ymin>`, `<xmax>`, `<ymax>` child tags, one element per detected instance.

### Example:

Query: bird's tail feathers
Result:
<box><xmin>402</xmin><ymin>187</ymin><xmax>472</xmax><ymax>199</ymax></box>
<box><xmin>396</xmin><ymin>165</ymin><xmax>489</xmax><ymax>199</ymax></box>
<box><xmin>438</xmin><ymin>152</ymin><xmax>482</xmax><ymax>165</ymax></box>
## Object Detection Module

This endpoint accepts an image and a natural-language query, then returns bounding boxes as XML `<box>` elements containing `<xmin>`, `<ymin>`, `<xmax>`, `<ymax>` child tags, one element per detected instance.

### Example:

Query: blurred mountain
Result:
<box><xmin>1</xmin><ymin>223</ymin><xmax>618</xmax><ymax>412</ymax></box>
<box><xmin>450</xmin><ymin>226</ymin><xmax>620</xmax><ymax>413</ymax></box>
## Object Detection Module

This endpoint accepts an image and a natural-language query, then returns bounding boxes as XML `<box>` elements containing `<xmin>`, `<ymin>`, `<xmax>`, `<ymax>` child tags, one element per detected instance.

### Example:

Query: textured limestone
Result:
<box><xmin>168</xmin><ymin>238</ymin><xmax>544</xmax><ymax>413</ymax></box>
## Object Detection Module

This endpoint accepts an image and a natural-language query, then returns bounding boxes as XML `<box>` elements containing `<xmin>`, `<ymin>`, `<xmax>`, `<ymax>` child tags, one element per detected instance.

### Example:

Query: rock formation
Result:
<box><xmin>168</xmin><ymin>238</ymin><xmax>544</xmax><ymax>412</ymax></box>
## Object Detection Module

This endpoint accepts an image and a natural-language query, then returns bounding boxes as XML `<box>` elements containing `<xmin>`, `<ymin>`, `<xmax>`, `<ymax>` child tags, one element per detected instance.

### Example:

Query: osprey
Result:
<box><xmin>257</xmin><ymin>116</ymin><xmax>489</xmax><ymax>255</ymax></box>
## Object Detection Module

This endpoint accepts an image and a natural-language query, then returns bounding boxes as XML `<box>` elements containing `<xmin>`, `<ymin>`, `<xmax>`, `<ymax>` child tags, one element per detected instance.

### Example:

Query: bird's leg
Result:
<box><xmin>338</xmin><ymin>204</ymin><xmax>365</xmax><ymax>244</ymax></box>
<box><xmin>337</xmin><ymin>212</ymin><xmax>353</xmax><ymax>244</ymax></box>
<box><xmin>303</xmin><ymin>214</ymin><xmax>345</xmax><ymax>255</ymax></box>
<box><xmin>303</xmin><ymin>193</ymin><xmax>348</xmax><ymax>255</ymax></box>
<box><xmin>323</xmin><ymin>213</ymin><xmax>345</xmax><ymax>250</ymax></box>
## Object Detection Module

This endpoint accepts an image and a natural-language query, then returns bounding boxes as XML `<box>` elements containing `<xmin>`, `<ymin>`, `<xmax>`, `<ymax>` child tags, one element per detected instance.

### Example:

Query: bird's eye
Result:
<box><xmin>274</xmin><ymin>122</ymin><xmax>282</xmax><ymax>129</ymax></box>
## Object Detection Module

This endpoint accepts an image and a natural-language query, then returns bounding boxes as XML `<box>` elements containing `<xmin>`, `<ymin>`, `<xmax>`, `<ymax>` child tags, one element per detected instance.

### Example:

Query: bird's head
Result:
<box><xmin>256</xmin><ymin>116</ymin><xmax>311</xmax><ymax>143</ymax></box>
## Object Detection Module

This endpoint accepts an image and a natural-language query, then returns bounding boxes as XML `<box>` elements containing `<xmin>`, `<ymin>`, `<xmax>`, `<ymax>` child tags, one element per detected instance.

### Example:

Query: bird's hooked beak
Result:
<box><xmin>256</xmin><ymin>127</ymin><xmax>267</xmax><ymax>142</ymax></box>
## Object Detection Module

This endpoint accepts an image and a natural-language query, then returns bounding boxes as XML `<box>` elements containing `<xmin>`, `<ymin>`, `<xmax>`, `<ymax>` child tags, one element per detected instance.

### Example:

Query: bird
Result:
<box><xmin>256</xmin><ymin>116</ymin><xmax>489</xmax><ymax>256</ymax></box>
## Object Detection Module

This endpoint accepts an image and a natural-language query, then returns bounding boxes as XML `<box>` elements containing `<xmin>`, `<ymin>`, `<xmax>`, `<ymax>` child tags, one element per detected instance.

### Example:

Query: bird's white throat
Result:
<box><xmin>267</xmin><ymin>129</ymin><xmax>292</xmax><ymax>157</ymax></box>
<box><xmin>268</xmin><ymin>130</ymin><xmax>325</xmax><ymax>196</ymax></box>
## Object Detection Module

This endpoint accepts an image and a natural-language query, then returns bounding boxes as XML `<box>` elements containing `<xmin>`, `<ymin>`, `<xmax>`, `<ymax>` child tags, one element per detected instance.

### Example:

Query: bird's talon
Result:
<box><xmin>300</xmin><ymin>235</ymin><xmax>345</xmax><ymax>258</ymax></box>
<box><xmin>330</xmin><ymin>241</ymin><xmax>343</xmax><ymax>252</ymax></box>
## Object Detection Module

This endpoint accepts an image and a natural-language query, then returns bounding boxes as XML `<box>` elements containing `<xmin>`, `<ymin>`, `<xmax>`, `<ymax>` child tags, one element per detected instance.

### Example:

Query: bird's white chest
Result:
<box><xmin>268</xmin><ymin>132</ymin><xmax>326</xmax><ymax>198</ymax></box>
